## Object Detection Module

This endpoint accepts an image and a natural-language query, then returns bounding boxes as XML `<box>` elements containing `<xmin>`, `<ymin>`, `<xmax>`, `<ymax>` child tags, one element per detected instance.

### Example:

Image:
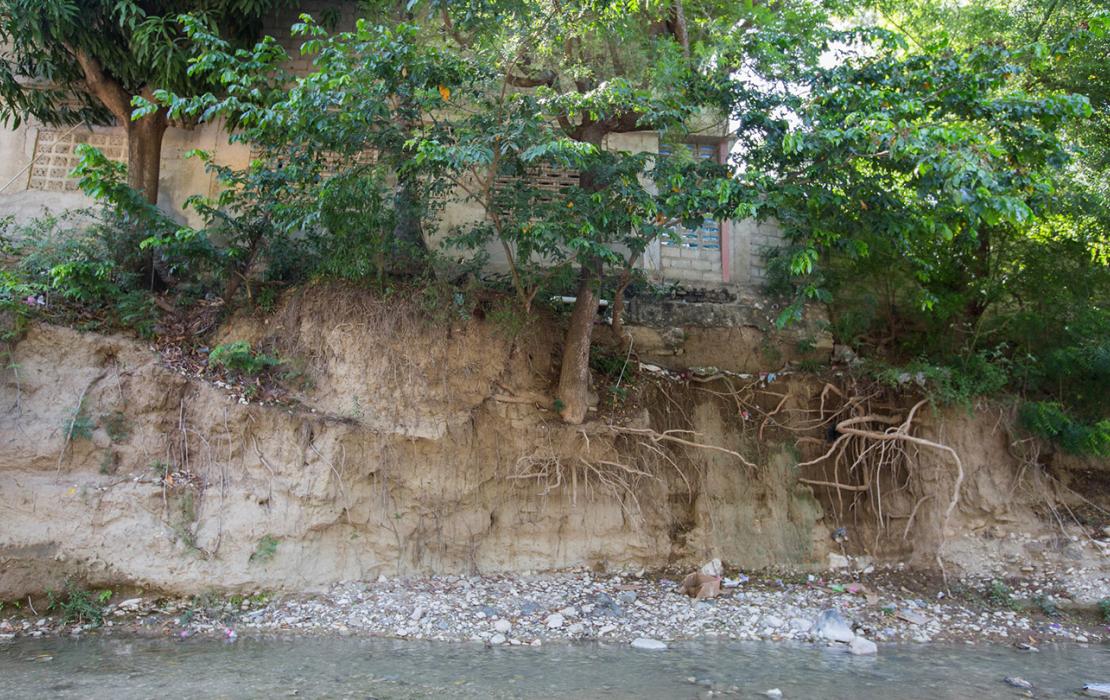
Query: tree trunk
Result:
<box><xmin>126</xmin><ymin>114</ymin><xmax>166</xmax><ymax>205</ymax></box>
<box><xmin>556</xmin><ymin>264</ymin><xmax>598</xmax><ymax>424</ymax></box>
<box><xmin>555</xmin><ymin>127</ymin><xmax>607</xmax><ymax>424</ymax></box>
<box><xmin>611</xmin><ymin>264</ymin><xmax>633</xmax><ymax>344</ymax></box>
<box><xmin>963</xmin><ymin>227</ymin><xmax>992</xmax><ymax>323</ymax></box>
<box><xmin>125</xmin><ymin>113</ymin><xmax>171</xmax><ymax>289</ymax></box>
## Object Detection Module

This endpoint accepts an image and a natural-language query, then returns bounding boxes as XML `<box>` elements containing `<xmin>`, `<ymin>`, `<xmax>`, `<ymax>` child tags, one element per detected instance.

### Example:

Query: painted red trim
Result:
<box><xmin>718</xmin><ymin>138</ymin><xmax>731</xmax><ymax>284</ymax></box>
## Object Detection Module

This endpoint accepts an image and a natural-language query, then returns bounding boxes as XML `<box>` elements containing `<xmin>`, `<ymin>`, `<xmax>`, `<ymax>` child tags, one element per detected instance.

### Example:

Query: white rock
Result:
<box><xmin>765</xmin><ymin>690</ymin><xmax>783</xmax><ymax>698</ymax></box>
<box><xmin>827</xmin><ymin>553</ymin><xmax>850</xmax><ymax>570</ymax></box>
<box><xmin>813</xmin><ymin>610</ymin><xmax>854</xmax><ymax>643</ymax></box>
<box><xmin>489</xmin><ymin>633</ymin><xmax>507</xmax><ymax>645</ymax></box>
<box><xmin>567</xmin><ymin>623</ymin><xmax>584</xmax><ymax>636</ymax></box>
<box><xmin>700</xmin><ymin>558</ymin><xmax>723</xmax><ymax>577</ymax></box>
<box><xmin>545</xmin><ymin>613</ymin><xmax>565</xmax><ymax>629</ymax></box>
<box><xmin>630</xmin><ymin>638</ymin><xmax>667</xmax><ymax>650</ymax></box>
<box><xmin>410</xmin><ymin>607</ymin><xmax>425</xmax><ymax>621</ymax></box>
<box><xmin>849</xmin><ymin>636</ymin><xmax>878</xmax><ymax>655</ymax></box>
<box><xmin>493</xmin><ymin>619</ymin><xmax>512</xmax><ymax>634</ymax></box>
<box><xmin>598</xmin><ymin>624</ymin><xmax>617</xmax><ymax>635</ymax></box>
<box><xmin>117</xmin><ymin>598</ymin><xmax>143</xmax><ymax>610</ymax></box>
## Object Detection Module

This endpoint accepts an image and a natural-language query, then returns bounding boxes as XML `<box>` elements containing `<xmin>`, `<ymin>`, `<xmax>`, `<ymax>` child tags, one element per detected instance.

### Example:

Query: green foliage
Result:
<box><xmin>744</xmin><ymin>14</ymin><xmax>1108</xmax><ymax>454</ymax></box>
<box><xmin>1033</xmin><ymin>594</ymin><xmax>1060</xmax><ymax>618</ymax></box>
<box><xmin>208</xmin><ymin>341</ymin><xmax>279</xmax><ymax>378</ymax></box>
<box><xmin>0</xmin><ymin>173</ymin><xmax>169</xmax><ymax>340</ymax></box>
<box><xmin>72</xmin><ymin>144</ymin><xmax>216</xmax><ymax>285</ymax></box>
<box><xmin>114</xmin><ymin>290</ymin><xmax>159</xmax><ymax>339</ymax></box>
<box><xmin>1099</xmin><ymin>598</ymin><xmax>1110</xmax><ymax>623</ymax></box>
<box><xmin>100</xmin><ymin>411</ymin><xmax>128</xmax><ymax>443</ymax></box>
<box><xmin>249</xmin><ymin>535</ymin><xmax>279</xmax><ymax>563</ymax></box>
<box><xmin>63</xmin><ymin>402</ymin><xmax>95</xmax><ymax>442</ymax></box>
<box><xmin>0</xmin><ymin>0</ymin><xmax>287</xmax><ymax>129</ymax></box>
<box><xmin>1019</xmin><ymin>402</ymin><xmax>1110</xmax><ymax>457</ymax></box>
<box><xmin>46</xmin><ymin>580</ymin><xmax>109</xmax><ymax>626</ymax></box>
<box><xmin>871</xmin><ymin>353</ymin><xmax>1009</xmax><ymax>407</ymax></box>
<box><xmin>987</xmin><ymin>579</ymin><xmax>1019</xmax><ymax>610</ymax></box>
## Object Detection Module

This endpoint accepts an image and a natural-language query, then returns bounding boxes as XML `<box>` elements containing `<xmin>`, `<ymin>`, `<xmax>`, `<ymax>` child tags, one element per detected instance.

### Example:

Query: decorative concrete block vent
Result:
<box><xmin>28</xmin><ymin>129</ymin><xmax>126</xmax><ymax>192</ymax></box>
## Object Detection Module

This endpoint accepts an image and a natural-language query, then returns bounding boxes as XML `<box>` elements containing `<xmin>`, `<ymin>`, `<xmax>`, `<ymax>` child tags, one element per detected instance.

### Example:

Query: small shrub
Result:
<box><xmin>208</xmin><ymin>341</ymin><xmax>280</xmax><ymax>377</ymax></box>
<box><xmin>987</xmin><ymin>579</ymin><xmax>1019</xmax><ymax>610</ymax></box>
<box><xmin>1033</xmin><ymin>594</ymin><xmax>1060</xmax><ymax>617</ymax></box>
<box><xmin>249</xmin><ymin>535</ymin><xmax>279</xmax><ymax>563</ymax></box>
<box><xmin>1099</xmin><ymin>598</ymin><xmax>1110</xmax><ymax>623</ymax></box>
<box><xmin>101</xmin><ymin>411</ymin><xmax>129</xmax><ymax>442</ymax></box>
<box><xmin>114</xmin><ymin>291</ymin><xmax>159</xmax><ymax>339</ymax></box>
<box><xmin>63</xmin><ymin>403</ymin><xmax>95</xmax><ymax>442</ymax></box>
<box><xmin>46</xmin><ymin>580</ymin><xmax>110</xmax><ymax>626</ymax></box>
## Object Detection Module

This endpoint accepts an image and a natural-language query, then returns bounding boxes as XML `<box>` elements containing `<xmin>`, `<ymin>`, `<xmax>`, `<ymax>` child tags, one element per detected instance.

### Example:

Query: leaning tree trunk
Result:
<box><xmin>554</xmin><ymin>128</ymin><xmax>607</xmax><ymax>424</ymax></box>
<box><xmin>556</xmin><ymin>264</ymin><xmax>599</xmax><ymax>424</ymax></box>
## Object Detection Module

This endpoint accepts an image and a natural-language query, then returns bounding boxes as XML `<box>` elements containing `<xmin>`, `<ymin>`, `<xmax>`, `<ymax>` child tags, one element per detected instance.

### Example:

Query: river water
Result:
<box><xmin>2</xmin><ymin>636</ymin><xmax>1106</xmax><ymax>699</ymax></box>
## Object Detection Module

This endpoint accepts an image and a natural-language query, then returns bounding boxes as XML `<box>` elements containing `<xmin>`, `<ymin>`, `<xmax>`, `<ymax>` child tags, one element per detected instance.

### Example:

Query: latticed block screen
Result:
<box><xmin>495</xmin><ymin>163</ymin><xmax>580</xmax><ymax>200</ymax></box>
<box><xmin>29</xmin><ymin>130</ymin><xmax>127</xmax><ymax>192</ymax></box>
<box><xmin>248</xmin><ymin>146</ymin><xmax>378</xmax><ymax>178</ymax></box>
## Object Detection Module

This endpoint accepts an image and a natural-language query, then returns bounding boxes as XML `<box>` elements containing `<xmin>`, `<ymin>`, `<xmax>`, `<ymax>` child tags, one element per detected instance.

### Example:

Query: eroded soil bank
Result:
<box><xmin>0</xmin><ymin>285</ymin><xmax>1106</xmax><ymax>621</ymax></box>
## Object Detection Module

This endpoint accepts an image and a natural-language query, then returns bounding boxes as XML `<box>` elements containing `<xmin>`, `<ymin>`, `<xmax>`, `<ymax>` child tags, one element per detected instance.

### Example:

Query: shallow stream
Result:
<box><xmin>3</xmin><ymin>636</ymin><xmax>1106</xmax><ymax>699</ymax></box>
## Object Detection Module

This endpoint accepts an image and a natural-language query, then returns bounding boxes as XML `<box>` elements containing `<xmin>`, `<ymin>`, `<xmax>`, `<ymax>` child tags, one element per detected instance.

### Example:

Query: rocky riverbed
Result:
<box><xmin>3</xmin><ymin>563</ymin><xmax>1106</xmax><ymax>652</ymax></box>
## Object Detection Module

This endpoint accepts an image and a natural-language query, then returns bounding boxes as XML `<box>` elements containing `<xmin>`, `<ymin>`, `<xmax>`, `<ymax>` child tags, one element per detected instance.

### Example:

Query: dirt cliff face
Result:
<box><xmin>0</xmin><ymin>287</ymin><xmax>1102</xmax><ymax>598</ymax></box>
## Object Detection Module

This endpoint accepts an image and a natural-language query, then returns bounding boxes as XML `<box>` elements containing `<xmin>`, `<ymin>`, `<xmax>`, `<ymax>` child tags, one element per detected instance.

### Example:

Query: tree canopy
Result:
<box><xmin>0</xmin><ymin>0</ymin><xmax>286</xmax><ymax>202</ymax></box>
<box><xmin>1</xmin><ymin>0</ymin><xmax>1106</xmax><ymax>451</ymax></box>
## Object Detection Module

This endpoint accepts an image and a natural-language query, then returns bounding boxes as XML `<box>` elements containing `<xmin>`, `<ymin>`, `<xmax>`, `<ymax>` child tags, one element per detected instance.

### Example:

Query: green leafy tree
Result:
<box><xmin>742</xmin><ymin>20</ymin><xmax>1107</xmax><ymax>453</ymax></box>
<box><xmin>414</xmin><ymin>0</ymin><xmax>832</xmax><ymax>423</ymax></box>
<box><xmin>147</xmin><ymin>0</ymin><xmax>838</xmax><ymax>423</ymax></box>
<box><xmin>743</xmin><ymin>35</ymin><xmax>1090</xmax><ymax>326</ymax></box>
<box><xmin>144</xmin><ymin>13</ymin><xmax>477</xmax><ymax>282</ymax></box>
<box><xmin>0</xmin><ymin>0</ymin><xmax>287</xmax><ymax>205</ymax></box>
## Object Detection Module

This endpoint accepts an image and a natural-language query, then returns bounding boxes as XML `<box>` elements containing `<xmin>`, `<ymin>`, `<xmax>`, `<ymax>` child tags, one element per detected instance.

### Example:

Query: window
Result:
<box><xmin>658</xmin><ymin>141</ymin><xmax>722</xmax><ymax>251</ymax></box>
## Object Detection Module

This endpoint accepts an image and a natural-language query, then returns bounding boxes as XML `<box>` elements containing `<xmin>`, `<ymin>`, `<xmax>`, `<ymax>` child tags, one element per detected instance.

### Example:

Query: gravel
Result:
<box><xmin>2</xmin><ymin>564</ymin><xmax>1105</xmax><ymax>648</ymax></box>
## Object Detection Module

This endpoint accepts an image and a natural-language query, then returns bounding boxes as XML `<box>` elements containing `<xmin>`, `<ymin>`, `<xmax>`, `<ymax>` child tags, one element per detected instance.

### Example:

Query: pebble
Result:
<box><xmin>3</xmin><ymin>563</ymin><xmax>1103</xmax><ymax>650</ymax></box>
